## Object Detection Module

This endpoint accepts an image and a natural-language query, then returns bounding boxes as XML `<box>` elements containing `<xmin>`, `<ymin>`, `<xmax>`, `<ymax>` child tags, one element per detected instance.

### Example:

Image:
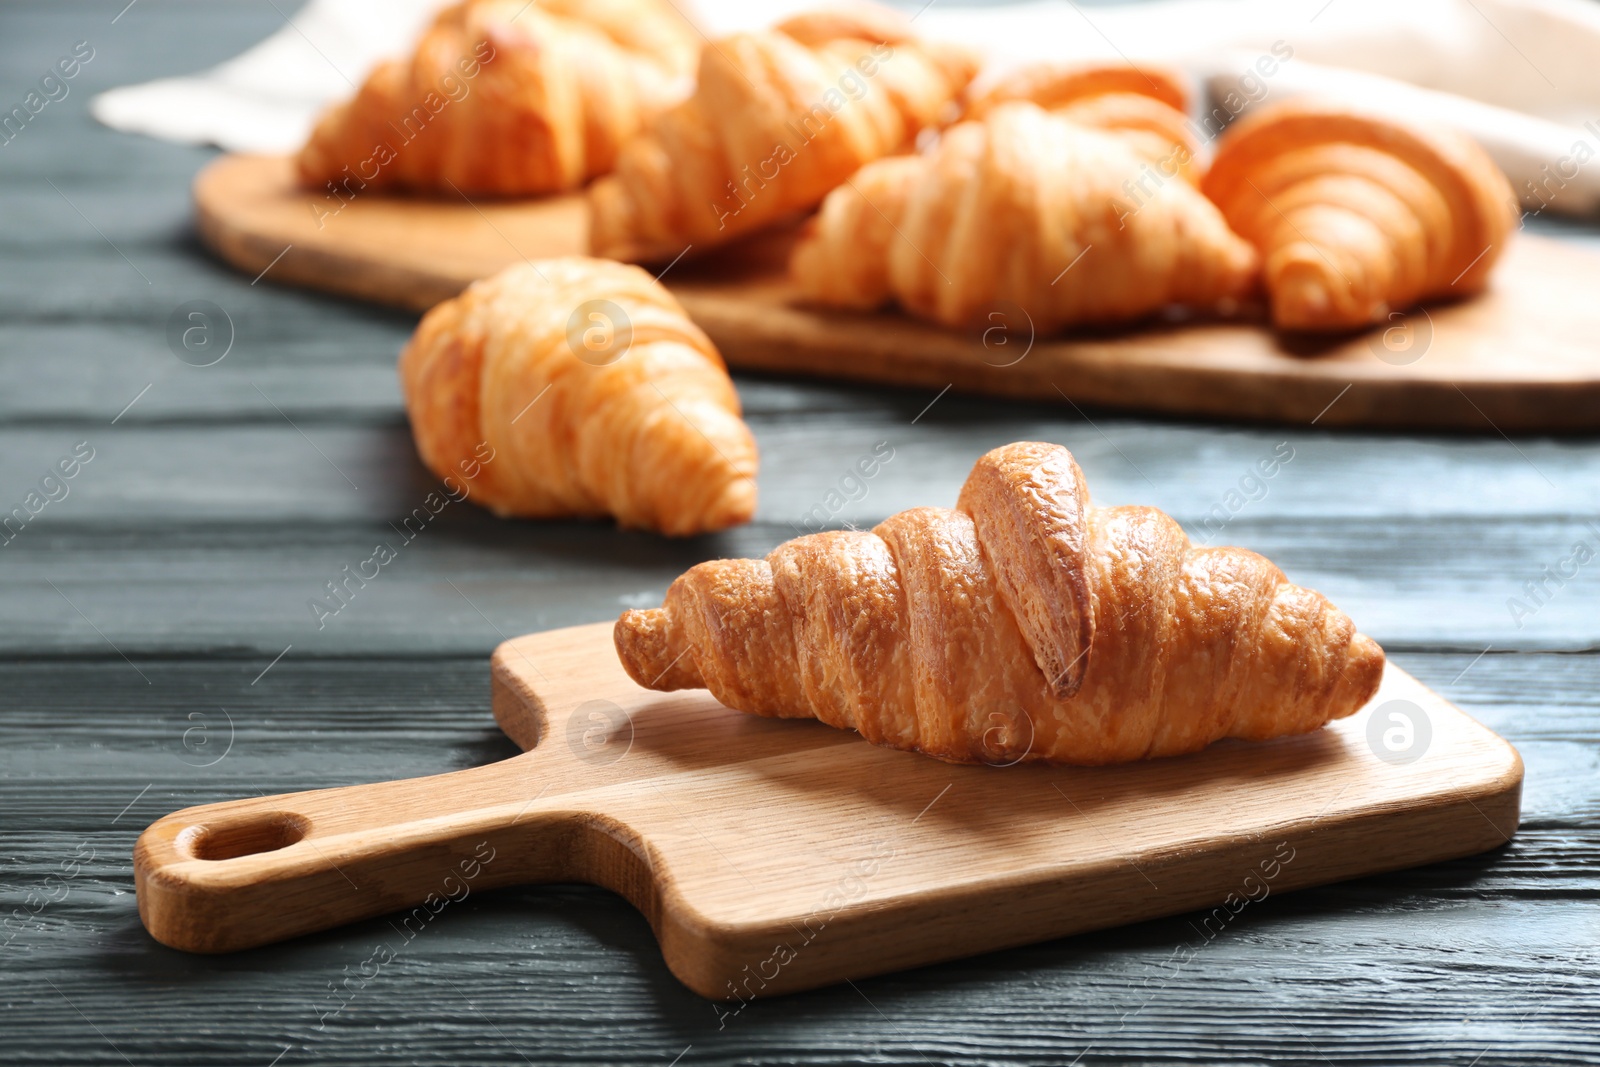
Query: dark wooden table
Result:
<box><xmin>4</xmin><ymin>3</ymin><xmax>1599</xmax><ymax>1064</ymax></box>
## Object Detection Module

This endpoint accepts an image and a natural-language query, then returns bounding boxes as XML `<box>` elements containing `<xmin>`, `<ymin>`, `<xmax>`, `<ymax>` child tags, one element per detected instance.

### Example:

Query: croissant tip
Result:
<box><xmin>707</xmin><ymin>475</ymin><xmax>759</xmax><ymax>531</ymax></box>
<box><xmin>615</xmin><ymin>608</ymin><xmax>667</xmax><ymax>687</ymax></box>
<box><xmin>616</xmin><ymin>605</ymin><xmax>707</xmax><ymax>691</ymax></box>
<box><xmin>644</xmin><ymin>474</ymin><xmax>756</xmax><ymax>537</ymax></box>
<box><xmin>1322</xmin><ymin>631</ymin><xmax>1387</xmax><ymax>723</ymax></box>
<box><xmin>1270</xmin><ymin>264</ymin><xmax>1379</xmax><ymax>332</ymax></box>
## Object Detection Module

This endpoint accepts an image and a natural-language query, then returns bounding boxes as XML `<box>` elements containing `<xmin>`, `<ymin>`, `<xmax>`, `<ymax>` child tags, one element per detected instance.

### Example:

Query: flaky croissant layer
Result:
<box><xmin>617</xmin><ymin>442</ymin><xmax>1383</xmax><ymax>765</ymax></box>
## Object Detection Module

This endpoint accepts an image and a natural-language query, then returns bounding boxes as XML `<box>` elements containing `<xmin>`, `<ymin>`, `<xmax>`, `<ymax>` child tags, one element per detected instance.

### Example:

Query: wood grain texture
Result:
<box><xmin>132</xmin><ymin>622</ymin><xmax>1521</xmax><ymax>999</ymax></box>
<box><xmin>195</xmin><ymin>152</ymin><xmax>1600</xmax><ymax>433</ymax></box>
<box><xmin>5</xmin><ymin>3</ymin><xmax>1600</xmax><ymax>1064</ymax></box>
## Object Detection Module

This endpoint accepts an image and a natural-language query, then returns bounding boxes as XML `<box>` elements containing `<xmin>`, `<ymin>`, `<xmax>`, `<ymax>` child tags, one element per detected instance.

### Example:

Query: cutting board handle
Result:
<box><xmin>133</xmin><ymin>758</ymin><xmax>580</xmax><ymax>953</ymax></box>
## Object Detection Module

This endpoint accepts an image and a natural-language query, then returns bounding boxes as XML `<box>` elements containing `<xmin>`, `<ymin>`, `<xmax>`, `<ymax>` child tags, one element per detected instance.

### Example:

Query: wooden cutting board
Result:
<box><xmin>135</xmin><ymin>621</ymin><xmax>1522</xmax><ymax>1000</ymax></box>
<box><xmin>195</xmin><ymin>153</ymin><xmax>1600</xmax><ymax>432</ymax></box>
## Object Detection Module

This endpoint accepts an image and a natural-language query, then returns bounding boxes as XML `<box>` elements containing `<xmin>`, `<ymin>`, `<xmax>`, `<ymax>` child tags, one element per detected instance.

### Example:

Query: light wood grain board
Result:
<box><xmin>195</xmin><ymin>152</ymin><xmax>1600</xmax><ymax>433</ymax></box>
<box><xmin>134</xmin><ymin>621</ymin><xmax>1522</xmax><ymax>999</ymax></box>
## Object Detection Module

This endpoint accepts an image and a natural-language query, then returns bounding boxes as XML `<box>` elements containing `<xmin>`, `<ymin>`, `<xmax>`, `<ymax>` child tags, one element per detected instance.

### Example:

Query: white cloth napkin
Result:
<box><xmin>92</xmin><ymin>0</ymin><xmax>1600</xmax><ymax>215</ymax></box>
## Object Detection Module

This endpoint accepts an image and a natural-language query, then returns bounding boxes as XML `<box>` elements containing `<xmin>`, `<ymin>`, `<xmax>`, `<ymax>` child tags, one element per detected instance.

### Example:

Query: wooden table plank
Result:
<box><xmin>8</xmin><ymin>417</ymin><xmax>1600</xmax><ymax>521</ymax></box>
<box><xmin>4</xmin><ymin>515</ymin><xmax>1598</xmax><ymax>654</ymax></box>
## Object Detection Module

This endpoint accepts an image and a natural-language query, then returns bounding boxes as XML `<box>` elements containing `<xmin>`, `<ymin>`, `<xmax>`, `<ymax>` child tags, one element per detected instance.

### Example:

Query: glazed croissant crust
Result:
<box><xmin>617</xmin><ymin>442</ymin><xmax>1384</xmax><ymax>766</ymax></box>
<box><xmin>588</xmin><ymin>5</ymin><xmax>977</xmax><ymax>263</ymax></box>
<box><xmin>400</xmin><ymin>258</ymin><xmax>757</xmax><ymax>536</ymax></box>
<box><xmin>297</xmin><ymin>0</ymin><xmax>699</xmax><ymax>197</ymax></box>
<box><xmin>791</xmin><ymin>96</ymin><xmax>1258</xmax><ymax>333</ymax></box>
<box><xmin>1202</xmin><ymin>99</ymin><xmax>1518</xmax><ymax>330</ymax></box>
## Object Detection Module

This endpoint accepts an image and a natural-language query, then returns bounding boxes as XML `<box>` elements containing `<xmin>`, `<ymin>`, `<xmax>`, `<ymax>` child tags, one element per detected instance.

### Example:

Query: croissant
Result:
<box><xmin>399</xmin><ymin>258</ymin><xmax>757</xmax><ymax>536</ymax></box>
<box><xmin>587</xmin><ymin>6</ymin><xmax>978</xmax><ymax>263</ymax></box>
<box><xmin>790</xmin><ymin>100</ymin><xmax>1258</xmax><ymax>332</ymax></box>
<box><xmin>296</xmin><ymin>0</ymin><xmax>699</xmax><ymax>198</ymax></box>
<box><xmin>616</xmin><ymin>442</ymin><xmax>1383</xmax><ymax>765</ymax></box>
<box><xmin>1201</xmin><ymin>99</ymin><xmax>1518</xmax><ymax>331</ymax></box>
<box><xmin>967</xmin><ymin>63</ymin><xmax>1200</xmax><ymax>183</ymax></box>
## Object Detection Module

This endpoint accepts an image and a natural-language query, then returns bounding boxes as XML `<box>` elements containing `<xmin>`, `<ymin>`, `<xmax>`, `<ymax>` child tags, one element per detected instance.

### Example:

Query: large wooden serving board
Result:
<box><xmin>135</xmin><ymin>621</ymin><xmax>1522</xmax><ymax>999</ymax></box>
<box><xmin>196</xmin><ymin>153</ymin><xmax>1600</xmax><ymax>432</ymax></box>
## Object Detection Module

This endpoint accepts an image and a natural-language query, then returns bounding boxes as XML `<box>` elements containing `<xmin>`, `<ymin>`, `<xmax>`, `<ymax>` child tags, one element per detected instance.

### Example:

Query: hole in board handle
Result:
<box><xmin>178</xmin><ymin>813</ymin><xmax>310</xmax><ymax>861</ymax></box>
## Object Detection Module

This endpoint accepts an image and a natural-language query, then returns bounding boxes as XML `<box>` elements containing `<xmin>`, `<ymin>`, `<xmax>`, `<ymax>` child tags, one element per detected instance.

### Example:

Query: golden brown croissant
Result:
<box><xmin>587</xmin><ymin>6</ymin><xmax>978</xmax><ymax>263</ymax></box>
<box><xmin>617</xmin><ymin>442</ymin><xmax>1383</xmax><ymax>765</ymax></box>
<box><xmin>1201</xmin><ymin>99</ymin><xmax>1518</xmax><ymax>331</ymax></box>
<box><xmin>967</xmin><ymin>63</ymin><xmax>1200</xmax><ymax>183</ymax></box>
<box><xmin>296</xmin><ymin>0</ymin><xmax>699</xmax><ymax>198</ymax></box>
<box><xmin>399</xmin><ymin>257</ymin><xmax>757</xmax><ymax>536</ymax></box>
<box><xmin>790</xmin><ymin>100</ymin><xmax>1258</xmax><ymax>332</ymax></box>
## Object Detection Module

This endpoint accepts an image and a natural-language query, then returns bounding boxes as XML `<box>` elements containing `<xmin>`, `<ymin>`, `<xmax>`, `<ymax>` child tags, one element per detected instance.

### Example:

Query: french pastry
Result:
<box><xmin>588</xmin><ymin>6</ymin><xmax>978</xmax><ymax>263</ymax></box>
<box><xmin>967</xmin><ymin>62</ymin><xmax>1200</xmax><ymax>182</ymax></box>
<box><xmin>399</xmin><ymin>258</ymin><xmax>757</xmax><ymax>536</ymax></box>
<box><xmin>616</xmin><ymin>441</ymin><xmax>1384</xmax><ymax>766</ymax></box>
<box><xmin>297</xmin><ymin>0</ymin><xmax>699</xmax><ymax>197</ymax></box>
<box><xmin>1202</xmin><ymin>99</ymin><xmax>1518</xmax><ymax>331</ymax></box>
<box><xmin>790</xmin><ymin>100</ymin><xmax>1258</xmax><ymax>332</ymax></box>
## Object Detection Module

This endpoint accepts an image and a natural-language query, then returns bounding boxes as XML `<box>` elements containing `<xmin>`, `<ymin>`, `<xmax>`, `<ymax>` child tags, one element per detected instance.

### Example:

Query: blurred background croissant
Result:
<box><xmin>95</xmin><ymin>0</ymin><xmax>1600</xmax><ymax>220</ymax></box>
<box><xmin>85</xmin><ymin>0</ymin><xmax>1580</xmax><ymax>536</ymax></box>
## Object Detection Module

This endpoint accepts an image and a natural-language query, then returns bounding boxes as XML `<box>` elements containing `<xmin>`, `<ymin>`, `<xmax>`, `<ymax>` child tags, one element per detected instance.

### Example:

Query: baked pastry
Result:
<box><xmin>297</xmin><ymin>0</ymin><xmax>699</xmax><ymax>197</ymax></box>
<box><xmin>1202</xmin><ymin>99</ymin><xmax>1518</xmax><ymax>331</ymax></box>
<box><xmin>967</xmin><ymin>62</ymin><xmax>1200</xmax><ymax>182</ymax></box>
<box><xmin>790</xmin><ymin>100</ymin><xmax>1258</xmax><ymax>332</ymax></box>
<box><xmin>588</xmin><ymin>6</ymin><xmax>978</xmax><ymax>263</ymax></box>
<box><xmin>400</xmin><ymin>258</ymin><xmax>757</xmax><ymax>536</ymax></box>
<box><xmin>616</xmin><ymin>441</ymin><xmax>1384</xmax><ymax>766</ymax></box>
